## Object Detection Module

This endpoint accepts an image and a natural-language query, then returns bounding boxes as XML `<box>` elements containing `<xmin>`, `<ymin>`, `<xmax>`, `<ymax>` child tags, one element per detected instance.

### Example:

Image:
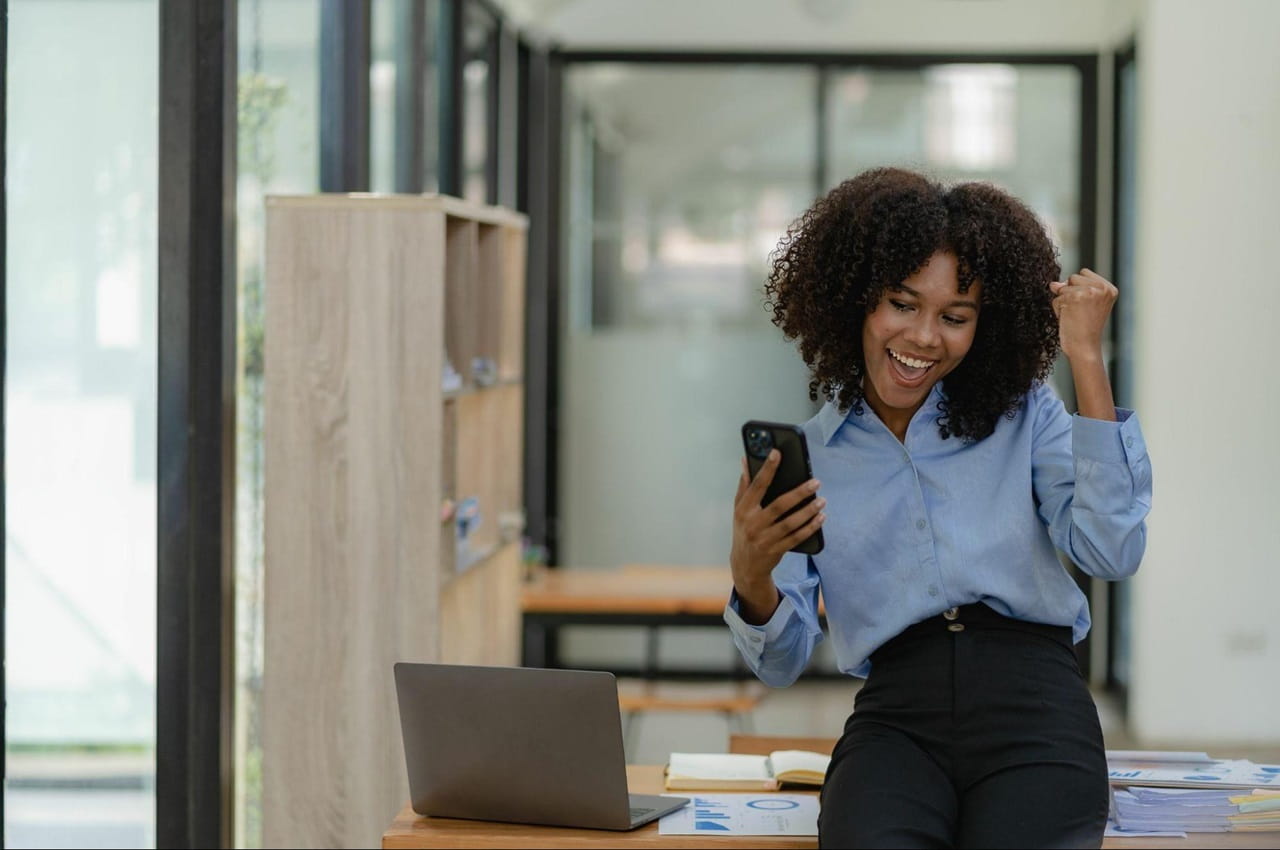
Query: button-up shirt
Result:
<box><xmin>724</xmin><ymin>381</ymin><xmax>1152</xmax><ymax>684</ymax></box>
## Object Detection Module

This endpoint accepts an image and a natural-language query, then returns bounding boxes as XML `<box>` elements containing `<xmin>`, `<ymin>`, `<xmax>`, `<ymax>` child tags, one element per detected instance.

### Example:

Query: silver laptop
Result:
<box><xmin>393</xmin><ymin>662</ymin><xmax>689</xmax><ymax>830</ymax></box>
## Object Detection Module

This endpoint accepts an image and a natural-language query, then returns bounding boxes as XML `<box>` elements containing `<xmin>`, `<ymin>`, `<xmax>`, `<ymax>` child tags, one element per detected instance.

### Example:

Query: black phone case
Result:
<box><xmin>741</xmin><ymin>420</ymin><xmax>825</xmax><ymax>556</ymax></box>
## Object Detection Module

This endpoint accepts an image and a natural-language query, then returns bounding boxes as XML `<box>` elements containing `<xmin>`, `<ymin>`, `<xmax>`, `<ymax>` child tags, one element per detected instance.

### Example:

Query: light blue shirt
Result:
<box><xmin>724</xmin><ymin>380</ymin><xmax>1152</xmax><ymax>685</ymax></box>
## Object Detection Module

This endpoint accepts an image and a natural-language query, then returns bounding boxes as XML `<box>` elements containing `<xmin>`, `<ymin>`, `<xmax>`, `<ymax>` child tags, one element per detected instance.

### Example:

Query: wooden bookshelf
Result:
<box><xmin>262</xmin><ymin>193</ymin><xmax>526</xmax><ymax>849</ymax></box>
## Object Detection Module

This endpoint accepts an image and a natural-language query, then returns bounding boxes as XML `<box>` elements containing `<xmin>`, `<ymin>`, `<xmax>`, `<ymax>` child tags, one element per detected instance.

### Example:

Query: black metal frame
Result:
<box><xmin>437</xmin><ymin>0</ymin><xmax>464</xmax><ymax>195</ymax></box>
<box><xmin>535</xmin><ymin>47</ymin><xmax>1103</xmax><ymax>677</ymax></box>
<box><xmin>156</xmin><ymin>1</ymin><xmax>237</xmax><ymax>847</ymax></box>
<box><xmin>495</xmin><ymin>22</ymin><xmax>520</xmax><ymax>209</ymax></box>
<box><xmin>1107</xmin><ymin>40</ymin><xmax>1138</xmax><ymax>703</ymax></box>
<box><xmin>521</xmin><ymin>47</ymin><xmax>562</xmax><ymax>561</ymax></box>
<box><xmin>516</xmin><ymin>39</ymin><xmax>531</xmax><ymax>214</ymax></box>
<box><xmin>479</xmin><ymin>4</ymin><xmax>501</xmax><ymax>205</ymax></box>
<box><xmin>393</xmin><ymin>0</ymin><xmax>428</xmax><ymax>192</ymax></box>
<box><xmin>320</xmin><ymin>0</ymin><xmax>371</xmax><ymax>191</ymax></box>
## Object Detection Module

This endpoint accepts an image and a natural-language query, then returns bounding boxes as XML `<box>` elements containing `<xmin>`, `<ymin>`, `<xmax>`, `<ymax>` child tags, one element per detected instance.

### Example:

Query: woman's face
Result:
<box><xmin>861</xmin><ymin>251</ymin><xmax>981</xmax><ymax>433</ymax></box>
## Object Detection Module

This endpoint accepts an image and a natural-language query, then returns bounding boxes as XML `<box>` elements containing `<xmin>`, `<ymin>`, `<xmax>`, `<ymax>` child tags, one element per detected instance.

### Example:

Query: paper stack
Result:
<box><xmin>1107</xmin><ymin>751</ymin><xmax>1280</xmax><ymax>834</ymax></box>
<box><xmin>1113</xmin><ymin>787</ymin><xmax>1280</xmax><ymax>833</ymax></box>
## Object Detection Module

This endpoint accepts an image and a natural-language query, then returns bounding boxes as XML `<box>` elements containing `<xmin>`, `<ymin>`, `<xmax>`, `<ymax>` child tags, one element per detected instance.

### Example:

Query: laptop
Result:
<box><xmin>393</xmin><ymin>662</ymin><xmax>690</xmax><ymax>830</ymax></box>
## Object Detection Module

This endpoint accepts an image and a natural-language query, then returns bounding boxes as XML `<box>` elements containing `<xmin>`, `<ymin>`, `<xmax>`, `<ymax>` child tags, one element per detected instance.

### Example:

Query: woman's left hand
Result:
<box><xmin>1049</xmin><ymin>269</ymin><xmax>1118</xmax><ymax>362</ymax></box>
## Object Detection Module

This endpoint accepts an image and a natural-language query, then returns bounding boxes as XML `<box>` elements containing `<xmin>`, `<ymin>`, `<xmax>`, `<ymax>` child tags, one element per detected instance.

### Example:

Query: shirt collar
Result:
<box><xmin>818</xmin><ymin>382</ymin><xmax>947</xmax><ymax>446</ymax></box>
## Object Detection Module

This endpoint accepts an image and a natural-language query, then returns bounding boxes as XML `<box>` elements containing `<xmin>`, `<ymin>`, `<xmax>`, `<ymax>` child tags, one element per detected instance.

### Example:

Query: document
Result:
<box><xmin>1108</xmin><ymin>758</ymin><xmax>1280</xmax><ymax>790</ymax></box>
<box><xmin>657</xmin><ymin>792</ymin><xmax>819</xmax><ymax>836</ymax></box>
<box><xmin>1104</xmin><ymin>817</ymin><xmax>1187</xmax><ymax>838</ymax></box>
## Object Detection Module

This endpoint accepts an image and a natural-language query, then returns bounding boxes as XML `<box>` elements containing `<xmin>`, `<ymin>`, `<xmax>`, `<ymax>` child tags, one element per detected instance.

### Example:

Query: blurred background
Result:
<box><xmin>5</xmin><ymin>0</ymin><xmax>1277</xmax><ymax>847</ymax></box>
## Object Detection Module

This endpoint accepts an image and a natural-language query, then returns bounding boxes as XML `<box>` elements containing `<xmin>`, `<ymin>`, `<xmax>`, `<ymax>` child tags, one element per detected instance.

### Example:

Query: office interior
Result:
<box><xmin>3</xmin><ymin>0</ymin><xmax>1278</xmax><ymax>847</ymax></box>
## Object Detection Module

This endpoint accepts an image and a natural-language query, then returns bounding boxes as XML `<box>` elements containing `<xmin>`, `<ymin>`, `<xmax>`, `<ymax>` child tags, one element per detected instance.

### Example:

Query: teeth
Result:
<box><xmin>890</xmin><ymin>350</ymin><xmax>934</xmax><ymax>369</ymax></box>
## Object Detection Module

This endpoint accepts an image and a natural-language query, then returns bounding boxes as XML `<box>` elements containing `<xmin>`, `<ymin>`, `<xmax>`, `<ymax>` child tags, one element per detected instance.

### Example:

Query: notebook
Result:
<box><xmin>665</xmin><ymin>750</ymin><xmax>831</xmax><ymax>790</ymax></box>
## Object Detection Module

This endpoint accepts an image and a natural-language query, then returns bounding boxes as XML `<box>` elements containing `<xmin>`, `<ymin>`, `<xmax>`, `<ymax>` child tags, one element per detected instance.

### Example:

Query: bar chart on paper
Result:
<box><xmin>658</xmin><ymin>794</ymin><xmax>819</xmax><ymax>836</ymax></box>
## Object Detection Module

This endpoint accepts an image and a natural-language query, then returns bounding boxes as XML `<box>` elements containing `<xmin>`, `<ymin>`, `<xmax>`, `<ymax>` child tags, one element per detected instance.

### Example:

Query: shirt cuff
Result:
<box><xmin>1072</xmin><ymin>407</ymin><xmax>1146</xmax><ymax>467</ymax></box>
<box><xmin>723</xmin><ymin>589</ymin><xmax>796</xmax><ymax>662</ymax></box>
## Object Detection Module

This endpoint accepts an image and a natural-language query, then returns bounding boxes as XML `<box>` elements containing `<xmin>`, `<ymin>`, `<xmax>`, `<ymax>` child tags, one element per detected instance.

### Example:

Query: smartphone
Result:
<box><xmin>741</xmin><ymin>420</ymin><xmax>824</xmax><ymax>555</ymax></box>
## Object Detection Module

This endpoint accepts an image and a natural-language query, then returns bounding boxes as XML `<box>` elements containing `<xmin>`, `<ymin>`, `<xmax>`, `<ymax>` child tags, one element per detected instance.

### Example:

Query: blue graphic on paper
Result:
<box><xmin>747</xmin><ymin>799</ymin><xmax>801</xmax><ymax>810</ymax></box>
<box><xmin>1183</xmin><ymin>775</ymin><xmax>1221</xmax><ymax>781</ymax></box>
<box><xmin>694</xmin><ymin>797</ymin><xmax>730</xmax><ymax>824</ymax></box>
<box><xmin>696</xmin><ymin>820</ymin><xmax>732</xmax><ymax>830</ymax></box>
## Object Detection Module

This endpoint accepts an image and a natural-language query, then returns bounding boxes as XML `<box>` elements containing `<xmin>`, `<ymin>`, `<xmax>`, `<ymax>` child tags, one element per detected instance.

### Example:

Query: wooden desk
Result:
<box><xmin>382</xmin><ymin>765</ymin><xmax>811</xmax><ymax>849</ymax></box>
<box><xmin>382</xmin><ymin>764</ymin><xmax>1277</xmax><ymax>849</ymax></box>
<box><xmin>521</xmin><ymin>565</ymin><xmax>828</xmax><ymax>678</ymax></box>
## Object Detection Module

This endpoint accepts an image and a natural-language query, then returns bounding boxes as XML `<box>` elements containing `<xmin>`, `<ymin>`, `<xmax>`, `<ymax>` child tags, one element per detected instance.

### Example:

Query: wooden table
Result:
<box><xmin>521</xmin><ymin>565</ymin><xmax>828</xmax><ymax>678</ymax></box>
<box><xmin>382</xmin><ymin>764</ymin><xmax>1277</xmax><ymax>848</ymax></box>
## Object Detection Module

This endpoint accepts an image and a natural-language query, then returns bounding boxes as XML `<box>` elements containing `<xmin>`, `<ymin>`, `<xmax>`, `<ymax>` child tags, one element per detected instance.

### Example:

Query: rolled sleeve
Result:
<box><xmin>724</xmin><ymin>590</ymin><xmax>800</xmax><ymax>665</ymax></box>
<box><xmin>1036</xmin><ymin>396</ymin><xmax>1153</xmax><ymax>580</ymax></box>
<box><xmin>1072</xmin><ymin>408</ymin><xmax>1147</xmax><ymax>469</ymax></box>
<box><xmin>722</xmin><ymin>553</ymin><xmax>823</xmax><ymax>687</ymax></box>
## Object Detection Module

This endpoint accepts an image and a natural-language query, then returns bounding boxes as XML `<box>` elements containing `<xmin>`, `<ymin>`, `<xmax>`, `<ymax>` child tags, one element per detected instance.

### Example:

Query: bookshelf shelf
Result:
<box><xmin>262</xmin><ymin>193</ymin><xmax>526</xmax><ymax>847</ymax></box>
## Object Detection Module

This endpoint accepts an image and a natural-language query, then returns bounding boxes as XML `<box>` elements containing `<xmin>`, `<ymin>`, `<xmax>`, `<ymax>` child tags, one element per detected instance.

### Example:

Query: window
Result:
<box><xmin>6</xmin><ymin>1</ymin><xmax>159</xmax><ymax>845</ymax></box>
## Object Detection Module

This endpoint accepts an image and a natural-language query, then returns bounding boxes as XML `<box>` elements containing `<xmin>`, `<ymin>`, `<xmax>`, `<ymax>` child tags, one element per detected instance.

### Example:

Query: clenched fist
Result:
<box><xmin>1049</xmin><ymin>269</ymin><xmax>1118</xmax><ymax>363</ymax></box>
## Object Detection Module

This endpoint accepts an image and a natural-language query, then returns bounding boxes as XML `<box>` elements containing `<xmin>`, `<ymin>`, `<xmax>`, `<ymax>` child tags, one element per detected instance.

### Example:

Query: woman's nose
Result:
<box><xmin>904</xmin><ymin>317</ymin><xmax>941</xmax><ymax>349</ymax></box>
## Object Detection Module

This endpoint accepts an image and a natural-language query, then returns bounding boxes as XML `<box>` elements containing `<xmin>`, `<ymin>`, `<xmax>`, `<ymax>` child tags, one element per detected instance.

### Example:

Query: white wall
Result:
<box><xmin>1129</xmin><ymin>0</ymin><xmax>1280</xmax><ymax>743</ymax></box>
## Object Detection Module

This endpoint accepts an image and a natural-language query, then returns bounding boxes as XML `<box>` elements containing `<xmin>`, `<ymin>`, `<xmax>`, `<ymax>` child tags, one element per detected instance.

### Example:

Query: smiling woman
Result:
<box><xmin>729</xmin><ymin>165</ymin><xmax>1150</xmax><ymax>848</ymax></box>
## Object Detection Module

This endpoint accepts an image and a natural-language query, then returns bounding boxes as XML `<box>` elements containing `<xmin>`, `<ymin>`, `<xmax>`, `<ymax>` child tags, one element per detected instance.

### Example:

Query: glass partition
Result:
<box><xmin>560</xmin><ymin>64</ymin><xmax>820</xmax><ymax>569</ymax></box>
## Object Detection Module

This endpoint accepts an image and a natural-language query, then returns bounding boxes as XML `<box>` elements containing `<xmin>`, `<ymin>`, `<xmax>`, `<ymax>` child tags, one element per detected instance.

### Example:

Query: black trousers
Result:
<box><xmin>819</xmin><ymin>603</ymin><xmax>1109</xmax><ymax>849</ymax></box>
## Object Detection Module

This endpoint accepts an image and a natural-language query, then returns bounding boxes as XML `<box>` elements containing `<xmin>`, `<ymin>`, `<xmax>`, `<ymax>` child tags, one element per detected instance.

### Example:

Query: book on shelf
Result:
<box><xmin>664</xmin><ymin>750</ymin><xmax>830</xmax><ymax>791</ymax></box>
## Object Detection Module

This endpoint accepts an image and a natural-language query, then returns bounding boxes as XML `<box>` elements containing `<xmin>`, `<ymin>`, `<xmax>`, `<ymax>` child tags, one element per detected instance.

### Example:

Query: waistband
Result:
<box><xmin>871</xmin><ymin>602</ymin><xmax>1074</xmax><ymax>662</ymax></box>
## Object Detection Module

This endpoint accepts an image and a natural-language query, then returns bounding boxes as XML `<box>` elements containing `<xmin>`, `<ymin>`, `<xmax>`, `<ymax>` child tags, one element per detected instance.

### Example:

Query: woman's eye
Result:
<box><xmin>889</xmin><ymin>300</ymin><xmax>912</xmax><ymax>312</ymax></box>
<box><xmin>942</xmin><ymin>315</ymin><xmax>968</xmax><ymax>326</ymax></box>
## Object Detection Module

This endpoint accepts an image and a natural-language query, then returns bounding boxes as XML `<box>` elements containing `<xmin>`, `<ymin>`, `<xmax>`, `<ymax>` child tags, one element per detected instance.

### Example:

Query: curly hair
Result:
<box><xmin>764</xmin><ymin>167</ymin><xmax>1062</xmax><ymax>442</ymax></box>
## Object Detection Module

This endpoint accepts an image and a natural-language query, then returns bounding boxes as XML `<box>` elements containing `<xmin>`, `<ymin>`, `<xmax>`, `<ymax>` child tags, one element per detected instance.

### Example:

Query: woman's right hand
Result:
<box><xmin>730</xmin><ymin>450</ymin><xmax>825</xmax><ymax>622</ymax></box>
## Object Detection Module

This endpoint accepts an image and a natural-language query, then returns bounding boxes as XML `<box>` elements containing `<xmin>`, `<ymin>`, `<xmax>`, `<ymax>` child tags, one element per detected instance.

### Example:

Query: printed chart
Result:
<box><xmin>658</xmin><ymin>793</ymin><xmax>819</xmax><ymax>836</ymax></box>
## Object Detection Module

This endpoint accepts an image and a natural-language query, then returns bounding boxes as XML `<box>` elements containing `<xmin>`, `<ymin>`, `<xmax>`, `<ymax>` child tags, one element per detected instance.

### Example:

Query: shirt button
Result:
<box><xmin>928</xmin><ymin>585</ymin><xmax>939</xmax><ymax>597</ymax></box>
<box><xmin>1125</xmin><ymin>436</ymin><xmax>1134</xmax><ymax>448</ymax></box>
<box><xmin>947</xmin><ymin>623</ymin><xmax>965</xmax><ymax>633</ymax></box>
<box><xmin>916</xmin><ymin>518</ymin><xmax>927</xmax><ymax>530</ymax></box>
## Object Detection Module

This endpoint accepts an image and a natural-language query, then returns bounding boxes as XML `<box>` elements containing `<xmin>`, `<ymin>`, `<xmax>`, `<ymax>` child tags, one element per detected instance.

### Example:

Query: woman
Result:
<box><xmin>725</xmin><ymin>167</ymin><xmax>1151</xmax><ymax>849</ymax></box>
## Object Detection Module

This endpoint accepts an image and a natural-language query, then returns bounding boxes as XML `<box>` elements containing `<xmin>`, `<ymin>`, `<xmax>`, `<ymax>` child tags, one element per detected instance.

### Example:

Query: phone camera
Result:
<box><xmin>746</xmin><ymin>427</ymin><xmax>774</xmax><ymax>459</ymax></box>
